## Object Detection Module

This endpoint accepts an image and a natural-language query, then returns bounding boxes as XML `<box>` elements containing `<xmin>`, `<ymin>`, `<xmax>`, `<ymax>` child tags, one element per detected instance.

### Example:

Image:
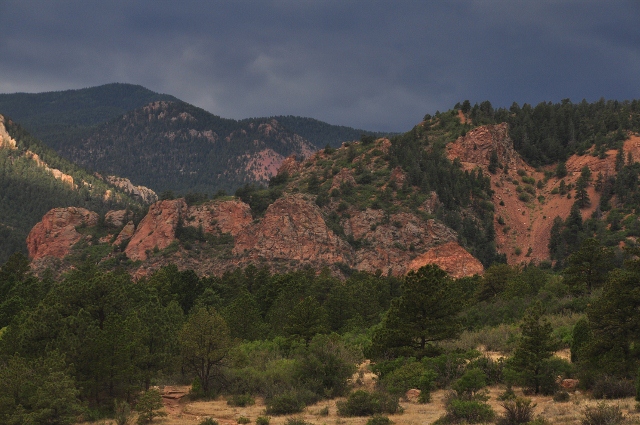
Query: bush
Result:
<box><xmin>435</xmin><ymin>398</ymin><xmax>495</xmax><ymax>424</ymax></box>
<box><xmin>135</xmin><ymin>389</ymin><xmax>167</xmax><ymax>424</ymax></box>
<box><xmin>498</xmin><ymin>386</ymin><xmax>517</xmax><ymax>401</ymax></box>
<box><xmin>255</xmin><ymin>417</ymin><xmax>270</xmax><ymax>425</ymax></box>
<box><xmin>228</xmin><ymin>394</ymin><xmax>255</xmax><ymax>407</ymax></box>
<box><xmin>553</xmin><ymin>391</ymin><xmax>570</xmax><ymax>402</ymax></box>
<box><xmin>199</xmin><ymin>419</ymin><xmax>219</xmax><ymax>425</ymax></box>
<box><xmin>581</xmin><ymin>402</ymin><xmax>625</xmax><ymax>425</ymax></box>
<box><xmin>497</xmin><ymin>398</ymin><xmax>536</xmax><ymax>425</ymax></box>
<box><xmin>366</xmin><ymin>415</ymin><xmax>394</xmax><ymax>425</ymax></box>
<box><xmin>238</xmin><ymin>417</ymin><xmax>251</xmax><ymax>424</ymax></box>
<box><xmin>451</xmin><ymin>368</ymin><xmax>487</xmax><ymax>399</ymax></box>
<box><xmin>265</xmin><ymin>392</ymin><xmax>305</xmax><ymax>415</ymax></box>
<box><xmin>337</xmin><ymin>390</ymin><xmax>401</xmax><ymax>417</ymax></box>
<box><xmin>114</xmin><ymin>399</ymin><xmax>132</xmax><ymax>425</ymax></box>
<box><xmin>592</xmin><ymin>376</ymin><xmax>635</xmax><ymax>399</ymax></box>
<box><xmin>316</xmin><ymin>407</ymin><xmax>329</xmax><ymax>416</ymax></box>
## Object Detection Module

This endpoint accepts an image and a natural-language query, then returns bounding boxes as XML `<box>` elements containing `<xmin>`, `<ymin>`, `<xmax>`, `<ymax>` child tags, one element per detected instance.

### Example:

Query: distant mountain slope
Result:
<box><xmin>57</xmin><ymin>101</ymin><xmax>317</xmax><ymax>194</ymax></box>
<box><xmin>0</xmin><ymin>84</ymin><xmax>388</xmax><ymax>194</ymax></box>
<box><xmin>267</xmin><ymin>115</ymin><xmax>390</xmax><ymax>148</ymax></box>
<box><xmin>0</xmin><ymin>83</ymin><xmax>178</xmax><ymax>150</ymax></box>
<box><xmin>0</xmin><ymin>115</ymin><xmax>147</xmax><ymax>264</ymax></box>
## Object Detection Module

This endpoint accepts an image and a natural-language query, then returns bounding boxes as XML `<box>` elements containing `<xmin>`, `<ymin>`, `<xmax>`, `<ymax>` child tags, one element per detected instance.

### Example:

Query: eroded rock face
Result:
<box><xmin>408</xmin><ymin>241</ymin><xmax>484</xmax><ymax>278</ymax></box>
<box><xmin>345</xmin><ymin>209</ymin><xmax>460</xmax><ymax>275</ymax></box>
<box><xmin>113</xmin><ymin>221</ymin><xmax>136</xmax><ymax>247</ymax></box>
<box><xmin>106</xmin><ymin>176</ymin><xmax>158</xmax><ymax>204</ymax></box>
<box><xmin>185</xmin><ymin>200</ymin><xmax>252</xmax><ymax>237</ymax></box>
<box><xmin>105</xmin><ymin>209</ymin><xmax>133</xmax><ymax>228</ymax></box>
<box><xmin>233</xmin><ymin>194</ymin><xmax>352</xmax><ymax>264</ymax></box>
<box><xmin>277</xmin><ymin>155</ymin><xmax>303</xmax><ymax>176</ymax></box>
<box><xmin>26</xmin><ymin>207</ymin><xmax>99</xmax><ymax>260</ymax></box>
<box><xmin>330</xmin><ymin>168</ymin><xmax>356</xmax><ymax>192</ymax></box>
<box><xmin>125</xmin><ymin>199</ymin><xmax>188</xmax><ymax>261</ymax></box>
<box><xmin>447</xmin><ymin>123</ymin><xmax>525</xmax><ymax>172</ymax></box>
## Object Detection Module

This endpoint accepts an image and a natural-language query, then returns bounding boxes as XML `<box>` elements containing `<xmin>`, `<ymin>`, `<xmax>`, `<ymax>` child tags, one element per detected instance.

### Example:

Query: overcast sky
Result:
<box><xmin>1</xmin><ymin>1</ymin><xmax>639</xmax><ymax>132</ymax></box>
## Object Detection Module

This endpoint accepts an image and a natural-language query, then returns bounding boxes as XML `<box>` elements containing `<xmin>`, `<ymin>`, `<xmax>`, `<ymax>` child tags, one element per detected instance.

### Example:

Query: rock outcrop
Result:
<box><xmin>185</xmin><ymin>200</ymin><xmax>252</xmax><ymax>237</ymax></box>
<box><xmin>277</xmin><ymin>155</ymin><xmax>303</xmax><ymax>176</ymax></box>
<box><xmin>106</xmin><ymin>176</ymin><xmax>158</xmax><ymax>204</ymax></box>
<box><xmin>105</xmin><ymin>209</ymin><xmax>133</xmax><ymax>228</ymax></box>
<box><xmin>344</xmin><ymin>209</ymin><xmax>460</xmax><ymax>275</ymax></box>
<box><xmin>447</xmin><ymin>123</ymin><xmax>526</xmax><ymax>173</ymax></box>
<box><xmin>409</xmin><ymin>242</ymin><xmax>484</xmax><ymax>279</ymax></box>
<box><xmin>233</xmin><ymin>195</ymin><xmax>352</xmax><ymax>265</ymax></box>
<box><xmin>0</xmin><ymin>116</ymin><xmax>18</xmax><ymax>149</ymax></box>
<box><xmin>125</xmin><ymin>199</ymin><xmax>187</xmax><ymax>261</ymax></box>
<box><xmin>113</xmin><ymin>221</ymin><xmax>136</xmax><ymax>247</ymax></box>
<box><xmin>26</xmin><ymin>207</ymin><xmax>99</xmax><ymax>260</ymax></box>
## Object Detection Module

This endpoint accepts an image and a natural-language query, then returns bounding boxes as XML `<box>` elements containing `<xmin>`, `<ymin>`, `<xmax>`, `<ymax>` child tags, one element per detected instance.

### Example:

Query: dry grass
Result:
<box><xmin>82</xmin><ymin>384</ymin><xmax>640</xmax><ymax>425</ymax></box>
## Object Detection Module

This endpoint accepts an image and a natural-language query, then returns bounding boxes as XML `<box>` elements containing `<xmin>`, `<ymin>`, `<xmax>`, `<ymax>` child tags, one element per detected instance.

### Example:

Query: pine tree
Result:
<box><xmin>508</xmin><ymin>303</ymin><xmax>558</xmax><ymax>394</ymax></box>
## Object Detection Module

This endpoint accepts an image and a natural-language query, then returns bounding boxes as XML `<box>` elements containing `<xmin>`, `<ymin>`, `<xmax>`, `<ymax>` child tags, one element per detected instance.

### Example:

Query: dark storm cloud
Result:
<box><xmin>1</xmin><ymin>0</ymin><xmax>639</xmax><ymax>132</ymax></box>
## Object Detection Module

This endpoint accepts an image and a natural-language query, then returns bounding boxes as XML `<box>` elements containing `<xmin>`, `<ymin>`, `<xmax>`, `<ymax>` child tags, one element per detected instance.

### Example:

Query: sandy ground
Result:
<box><xmin>84</xmin><ymin>357</ymin><xmax>640</xmax><ymax>425</ymax></box>
<box><xmin>85</xmin><ymin>385</ymin><xmax>640</xmax><ymax>425</ymax></box>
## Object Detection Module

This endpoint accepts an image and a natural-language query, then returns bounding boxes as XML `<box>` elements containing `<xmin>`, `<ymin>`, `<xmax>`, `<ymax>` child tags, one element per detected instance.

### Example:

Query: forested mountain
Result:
<box><xmin>0</xmin><ymin>84</ymin><xmax>385</xmax><ymax>195</ymax></box>
<box><xmin>0</xmin><ymin>115</ymin><xmax>146</xmax><ymax>264</ymax></box>
<box><xmin>0</xmin><ymin>83</ymin><xmax>178</xmax><ymax>150</ymax></box>
<box><xmin>267</xmin><ymin>115</ymin><xmax>390</xmax><ymax>149</ymax></box>
<box><xmin>461</xmin><ymin>98</ymin><xmax>640</xmax><ymax>166</ymax></box>
<box><xmin>7</xmin><ymin>99</ymin><xmax>640</xmax><ymax>424</ymax></box>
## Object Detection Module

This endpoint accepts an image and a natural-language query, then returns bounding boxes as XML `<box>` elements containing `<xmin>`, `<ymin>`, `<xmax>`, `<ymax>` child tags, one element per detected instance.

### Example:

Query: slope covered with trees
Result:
<box><xmin>0</xmin><ymin>84</ymin><xmax>386</xmax><ymax>195</ymax></box>
<box><xmin>0</xmin><ymin>117</ymin><xmax>144</xmax><ymax>264</ymax></box>
<box><xmin>0</xmin><ymin>83</ymin><xmax>178</xmax><ymax>151</ymax></box>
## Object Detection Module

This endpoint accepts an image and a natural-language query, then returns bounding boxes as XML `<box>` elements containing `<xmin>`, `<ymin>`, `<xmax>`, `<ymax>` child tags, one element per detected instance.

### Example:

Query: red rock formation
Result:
<box><xmin>408</xmin><ymin>241</ymin><xmax>484</xmax><ymax>278</ymax></box>
<box><xmin>125</xmin><ymin>199</ymin><xmax>188</xmax><ymax>261</ymax></box>
<box><xmin>113</xmin><ymin>221</ymin><xmax>135</xmax><ymax>247</ymax></box>
<box><xmin>345</xmin><ymin>209</ymin><xmax>460</xmax><ymax>275</ymax></box>
<box><xmin>330</xmin><ymin>168</ymin><xmax>356</xmax><ymax>191</ymax></box>
<box><xmin>447</xmin><ymin>123</ymin><xmax>526</xmax><ymax>173</ymax></box>
<box><xmin>277</xmin><ymin>155</ymin><xmax>303</xmax><ymax>176</ymax></box>
<box><xmin>26</xmin><ymin>207</ymin><xmax>99</xmax><ymax>260</ymax></box>
<box><xmin>389</xmin><ymin>166</ymin><xmax>407</xmax><ymax>186</ymax></box>
<box><xmin>185</xmin><ymin>200</ymin><xmax>252</xmax><ymax>236</ymax></box>
<box><xmin>105</xmin><ymin>209</ymin><xmax>133</xmax><ymax>228</ymax></box>
<box><xmin>233</xmin><ymin>194</ymin><xmax>352</xmax><ymax>264</ymax></box>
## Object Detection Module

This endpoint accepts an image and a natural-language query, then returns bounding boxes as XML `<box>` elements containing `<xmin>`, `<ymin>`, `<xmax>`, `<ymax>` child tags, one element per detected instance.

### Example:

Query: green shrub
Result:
<box><xmin>366</xmin><ymin>415</ymin><xmax>394</xmax><ymax>425</ymax></box>
<box><xmin>135</xmin><ymin>389</ymin><xmax>167</xmax><ymax>424</ymax></box>
<box><xmin>265</xmin><ymin>392</ymin><xmax>305</xmax><ymax>415</ymax></box>
<box><xmin>114</xmin><ymin>399</ymin><xmax>132</xmax><ymax>425</ymax></box>
<box><xmin>451</xmin><ymin>368</ymin><xmax>487</xmax><ymax>399</ymax></box>
<box><xmin>228</xmin><ymin>394</ymin><xmax>255</xmax><ymax>407</ymax></box>
<box><xmin>581</xmin><ymin>402</ymin><xmax>625</xmax><ymax>425</ymax></box>
<box><xmin>553</xmin><ymin>391</ymin><xmax>570</xmax><ymax>402</ymax></box>
<box><xmin>199</xmin><ymin>419</ymin><xmax>219</xmax><ymax>425</ymax></box>
<box><xmin>497</xmin><ymin>397</ymin><xmax>536</xmax><ymax>425</ymax></box>
<box><xmin>316</xmin><ymin>406</ymin><xmax>329</xmax><ymax>416</ymax></box>
<box><xmin>592</xmin><ymin>376</ymin><xmax>635</xmax><ymax>399</ymax></box>
<box><xmin>498</xmin><ymin>386</ymin><xmax>517</xmax><ymax>401</ymax></box>
<box><xmin>255</xmin><ymin>416</ymin><xmax>270</xmax><ymax>425</ymax></box>
<box><xmin>237</xmin><ymin>417</ymin><xmax>251</xmax><ymax>425</ymax></box>
<box><xmin>336</xmin><ymin>390</ymin><xmax>401</xmax><ymax>417</ymax></box>
<box><xmin>436</xmin><ymin>398</ymin><xmax>495</xmax><ymax>424</ymax></box>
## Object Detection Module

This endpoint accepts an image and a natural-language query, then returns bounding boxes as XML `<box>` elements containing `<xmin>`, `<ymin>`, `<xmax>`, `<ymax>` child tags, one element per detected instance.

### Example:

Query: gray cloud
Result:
<box><xmin>1</xmin><ymin>0</ymin><xmax>639</xmax><ymax>132</ymax></box>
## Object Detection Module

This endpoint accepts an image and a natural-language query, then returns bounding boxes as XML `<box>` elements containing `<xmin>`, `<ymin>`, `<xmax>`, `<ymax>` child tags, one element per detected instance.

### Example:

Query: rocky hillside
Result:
<box><xmin>0</xmin><ymin>84</ymin><xmax>385</xmax><ymax>195</ymax></box>
<box><xmin>24</xmin><ymin>103</ymin><xmax>640</xmax><ymax>277</ymax></box>
<box><xmin>25</xmin><ymin>117</ymin><xmax>491</xmax><ymax>278</ymax></box>
<box><xmin>0</xmin><ymin>115</ymin><xmax>151</xmax><ymax>263</ymax></box>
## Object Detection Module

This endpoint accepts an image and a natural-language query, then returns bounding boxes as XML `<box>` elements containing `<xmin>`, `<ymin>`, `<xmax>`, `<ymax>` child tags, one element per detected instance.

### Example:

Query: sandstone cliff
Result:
<box><xmin>106</xmin><ymin>176</ymin><xmax>158</xmax><ymax>204</ymax></box>
<box><xmin>27</xmin><ymin>207</ymin><xmax>99</xmax><ymax>261</ymax></box>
